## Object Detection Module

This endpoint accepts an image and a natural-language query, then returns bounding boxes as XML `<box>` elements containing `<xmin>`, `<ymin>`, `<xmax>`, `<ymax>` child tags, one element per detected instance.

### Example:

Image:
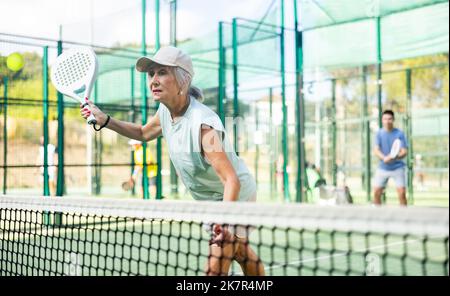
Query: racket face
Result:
<box><xmin>122</xmin><ymin>180</ymin><xmax>134</xmax><ymax>191</ymax></box>
<box><xmin>50</xmin><ymin>47</ymin><xmax>98</xmax><ymax>102</ymax></box>
<box><xmin>390</xmin><ymin>139</ymin><xmax>401</xmax><ymax>158</ymax></box>
<box><xmin>121</xmin><ymin>181</ymin><xmax>130</xmax><ymax>191</ymax></box>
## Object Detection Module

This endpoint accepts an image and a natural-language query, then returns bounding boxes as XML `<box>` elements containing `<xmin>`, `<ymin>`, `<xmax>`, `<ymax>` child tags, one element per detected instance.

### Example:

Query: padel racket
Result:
<box><xmin>50</xmin><ymin>47</ymin><xmax>98</xmax><ymax>125</ymax></box>
<box><xmin>121</xmin><ymin>179</ymin><xmax>135</xmax><ymax>191</ymax></box>
<box><xmin>389</xmin><ymin>138</ymin><xmax>401</xmax><ymax>158</ymax></box>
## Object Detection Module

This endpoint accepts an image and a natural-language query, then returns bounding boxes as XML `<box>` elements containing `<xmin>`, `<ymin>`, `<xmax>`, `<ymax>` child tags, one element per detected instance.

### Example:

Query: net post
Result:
<box><xmin>169</xmin><ymin>0</ymin><xmax>179</xmax><ymax>197</ymax></box>
<box><xmin>155</xmin><ymin>0</ymin><xmax>160</xmax><ymax>50</ymax></box>
<box><xmin>156</xmin><ymin>132</ymin><xmax>163</xmax><ymax>200</ymax></box>
<box><xmin>218</xmin><ymin>21</ymin><xmax>225</xmax><ymax>125</ymax></box>
<box><xmin>130</xmin><ymin>66</ymin><xmax>136</xmax><ymax>196</ymax></box>
<box><xmin>379</xmin><ymin>34</ymin><xmax>386</xmax><ymax>209</ymax></box>
<box><xmin>376</xmin><ymin>16</ymin><xmax>383</xmax><ymax>129</ymax></box>
<box><xmin>269</xmin><ymin>87</ymin><xmax>276</xmax><ymax>198</ymax></box>
<box><xmin>169</xmin><ymin>0</ymin><xmax>177</xmax><ymax>46</ymax></box>
<box><xmin>141</xmin><ymin>0</ymin><xmax>149</xmax><ymax>200</ymax></box>
<box><xmin>280</xmin><ymin>0</ymin><xmax>290</xmax><ymax>202</ymax></box>
<box><xmin>155</xmin><ymin>0</ymin><xmax>163</xmax><ymax>200</ymax></box>
<box><xmin>255</xmin><ymin>103</ymin><xmax>259</xmax><ymax>188</ymax></box>
<box><xmin>331</xmin><ymin>79</ymin><xmax>337</xmax><ymax>186</ymax></box>
<box><xmin>232</xmin><ymin>18</ymin><xmax>240</xmax><ymax>156</ymax></box>
<box><xmin>56</xmin><ymin>40</ymin><xmax>65</xmax><ymax>197</ymax></box>
<box><xmin>405</xmin><ymin>69</ymin><xmax>414</xmax><ymax>205</ymax></box>
<box><xmin>294</xmin><ymin>0</ymin><xmax>306</xmax><ymax>203</ymax></box>
<box><xmin>42</xmin><ymin>46</ymin><xmax>52</xmax><ymax>226</ymax></box>
<box><xmin>2</xmin><ymin>76</ymin><xmax>8</xmax><ymax>195</ymax></box>
<box><xmin>42</xmin><ymin>46</ymin><xmax>50</xmax><ymax>197</ymax></box>
<box><xmin>362</xmin><ymin>66</ymin><xmax>372</xmax><ymax>203</ymax></box>
<box><xmin>93</xmin><ymin>80</ymin><xmax>102</xmax><ymax>195</ymax></box>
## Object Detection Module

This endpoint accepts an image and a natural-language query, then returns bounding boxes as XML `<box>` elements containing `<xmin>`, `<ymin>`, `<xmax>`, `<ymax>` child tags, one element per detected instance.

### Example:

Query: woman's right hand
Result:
<box><xmin>80</xmin><ymin>98</ymin><xmax>108</xmax><ymax>126</ymax></box>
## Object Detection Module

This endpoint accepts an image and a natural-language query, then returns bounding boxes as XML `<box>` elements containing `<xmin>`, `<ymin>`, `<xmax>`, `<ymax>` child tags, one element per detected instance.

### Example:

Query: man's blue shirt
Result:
<box><xmin>375</xmin><ymin>128</ymin><xmax>408</xmax><ymax>171</ymax></box>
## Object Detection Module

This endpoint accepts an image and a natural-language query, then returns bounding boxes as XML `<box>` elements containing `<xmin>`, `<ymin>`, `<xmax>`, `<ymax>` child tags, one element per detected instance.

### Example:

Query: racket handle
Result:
<box><xmin>87</xmin><ymin>113</ymin><xmax>97</xmax><ymax>125</ymax></box>
<box><xmin>81</xmin><ymin>100</ymin><xmax>97</xmax><ymax>125</ymax></box>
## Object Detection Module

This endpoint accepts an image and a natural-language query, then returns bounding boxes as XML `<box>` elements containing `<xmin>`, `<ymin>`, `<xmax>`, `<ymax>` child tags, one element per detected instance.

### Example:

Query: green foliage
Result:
<box><xmin>325</xmin><ymin>54</ymin><xmax>449</xmax><ymax>117</ymax></box>
<box><xmin>5</xmin><ymin>79</ymin><xmax>57</xmax><ymax>100</ymax></box>
<box><xmin>414</xmin><ymin>136</ymin><xmax>449</xmax><ymax>169</ymax></box>
<box><xmin>1</xmin><ymin>51</ymin><xmax>58</xmax><ymax>109</ymax></box>
<box><xmin>383</xmin><ymin>54</ymin><xmax>449</xmax><ymax>109</ymax></box>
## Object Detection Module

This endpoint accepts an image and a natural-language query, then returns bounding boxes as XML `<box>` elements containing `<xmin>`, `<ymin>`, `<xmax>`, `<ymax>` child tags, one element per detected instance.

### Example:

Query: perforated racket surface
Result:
<box><xmin>51</xmin><ymin>47</ymin><xmax>98</xmax><ymax>125</ymax></box>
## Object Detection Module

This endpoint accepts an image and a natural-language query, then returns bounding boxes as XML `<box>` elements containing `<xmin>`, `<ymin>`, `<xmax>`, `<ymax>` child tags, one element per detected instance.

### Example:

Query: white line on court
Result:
<box><xmin>233</xmin><ymin>236</ymin><xmax>445</xmax><ymax>275</ymax></box>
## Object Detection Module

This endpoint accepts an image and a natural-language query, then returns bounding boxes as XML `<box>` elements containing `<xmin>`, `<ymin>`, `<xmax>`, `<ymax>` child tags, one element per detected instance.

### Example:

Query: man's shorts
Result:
<box><xmin>374</xmin><ymin>167</ymin><xmax>406</xmax><ymax>188</ymax></box>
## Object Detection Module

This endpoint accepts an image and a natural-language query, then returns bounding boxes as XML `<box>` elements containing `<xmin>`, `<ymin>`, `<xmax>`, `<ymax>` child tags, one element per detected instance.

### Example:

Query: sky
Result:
<box><xmin>0</xmin><ymin>0</ymin><xmax>289</xmax><ymax>46</ymax></box>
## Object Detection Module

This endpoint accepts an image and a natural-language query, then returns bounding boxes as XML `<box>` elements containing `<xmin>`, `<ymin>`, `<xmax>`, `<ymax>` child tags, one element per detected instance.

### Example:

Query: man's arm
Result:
<box><xmin>373</xmin><ymin>145</ymin><xmax>385</xmax><ymax>161</ymax></box>
<box><xmin>397</xmin><ymin>147</ymin><xmax>408</xmax><ymax>159</ymax></box>
<box><xmin>131</xmin><ymin>166</ymin><xmax>142</xmax><ymax>181</ymax></box>
<box><xmin>53</xmin><ymin>152</ymin><xmax>58</xmax><ymax>167</ymax></box>
<box><xmin>374</xmin><ymin>145</ymin><xmax>396</xmax><ymax>164</ymax></box>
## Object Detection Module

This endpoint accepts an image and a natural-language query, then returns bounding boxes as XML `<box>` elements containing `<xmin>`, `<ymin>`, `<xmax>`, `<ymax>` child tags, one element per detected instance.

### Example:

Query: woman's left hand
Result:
<box><xmin>210</xmin><ymin>224</ymin><xmax>234</xmax><ymax>246</ymax></box>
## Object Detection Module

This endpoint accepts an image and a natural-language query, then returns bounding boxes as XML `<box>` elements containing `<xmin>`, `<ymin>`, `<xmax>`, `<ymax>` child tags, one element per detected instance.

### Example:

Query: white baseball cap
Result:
<box><xmin>135</xmin><ymin>46</ymin><xmax>194</xmax><ymax>77</ymax></box>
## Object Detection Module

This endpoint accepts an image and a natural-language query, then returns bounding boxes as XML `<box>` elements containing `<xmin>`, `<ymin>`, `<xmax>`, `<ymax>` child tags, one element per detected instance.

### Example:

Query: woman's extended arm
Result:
<box><xmin>107</xmin><ymin>115</ymin><xmax>162</xmax><ymax>142</ymax></box>
<box><xmin>81</xmin><ymin>99</ymin><xmax>162</xmax><ymax>141</ymax></box>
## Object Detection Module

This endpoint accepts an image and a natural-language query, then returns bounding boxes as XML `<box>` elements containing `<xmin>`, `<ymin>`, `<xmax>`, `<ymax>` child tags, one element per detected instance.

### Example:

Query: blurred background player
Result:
<box><xmin>36</xmin><ymin>136</ymin><xmax>57</xmax><ymax>196</ymax></box>
<box><xmin>373</xmin><ymin>110</ymin><xmax>409</xmax><ymax>206</ymax></box>
<box><xmin>415</xmin><ymin>153</ymin><xmax>426</xmax><ymax>191</ymax></box>
<box><xmin>125</xmin><ymin>139</ymin><xmax>158</xmax><ymax>198</ymax></box>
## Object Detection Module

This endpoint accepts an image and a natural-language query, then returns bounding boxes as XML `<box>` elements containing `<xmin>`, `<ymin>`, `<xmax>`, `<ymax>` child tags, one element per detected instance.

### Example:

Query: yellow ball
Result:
<box><xmin>6</xmin><ymin>52</ymin><xmax>25</xmax><ymax>72</ymax></box>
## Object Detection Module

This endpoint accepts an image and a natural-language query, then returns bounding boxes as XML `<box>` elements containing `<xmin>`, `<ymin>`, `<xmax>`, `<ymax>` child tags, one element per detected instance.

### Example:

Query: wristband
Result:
<box><xmin>93</xmin><ymin>114</ymin><xmax>110</xmax><ymax>131</ymax></box>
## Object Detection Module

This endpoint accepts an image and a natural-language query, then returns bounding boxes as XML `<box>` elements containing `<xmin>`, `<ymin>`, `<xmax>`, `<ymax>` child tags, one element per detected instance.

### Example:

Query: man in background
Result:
<box><xmin>373</xmin><ymin>110</ymin><xmax>408</xmax><ymax>205</ymax></box>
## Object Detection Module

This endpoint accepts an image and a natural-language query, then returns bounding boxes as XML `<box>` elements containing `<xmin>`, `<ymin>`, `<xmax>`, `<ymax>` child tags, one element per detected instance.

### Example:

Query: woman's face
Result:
<box><xmin>148</xmin><ymin>66</ymin><xmax>179</xmax><ymax>103</ymax></box>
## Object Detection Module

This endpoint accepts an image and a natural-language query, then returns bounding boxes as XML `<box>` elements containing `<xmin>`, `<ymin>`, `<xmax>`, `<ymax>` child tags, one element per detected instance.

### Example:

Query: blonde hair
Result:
<box><xmin>172</xmin><ymin>67</ymin><xmax>204</xmax><ymax>102</ymax></box>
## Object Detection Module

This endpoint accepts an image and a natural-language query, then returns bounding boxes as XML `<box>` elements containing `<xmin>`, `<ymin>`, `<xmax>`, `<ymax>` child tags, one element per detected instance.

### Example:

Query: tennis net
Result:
<box><xmin>0</xmin><ymin>195</ymin><xmax>448</xmax><ymax>276</ymax></box>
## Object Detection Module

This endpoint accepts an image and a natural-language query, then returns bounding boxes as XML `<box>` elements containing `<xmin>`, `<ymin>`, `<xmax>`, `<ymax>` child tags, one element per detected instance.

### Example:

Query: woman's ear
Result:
<box><xmin>178</xmin><ymin>82</ymin><xmax>187</xmax><ymax>96</ymax></box>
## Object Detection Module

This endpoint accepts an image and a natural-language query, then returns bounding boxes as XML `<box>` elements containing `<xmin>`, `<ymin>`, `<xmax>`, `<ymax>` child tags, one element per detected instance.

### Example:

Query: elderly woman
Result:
<box><xmin>80</xmin><ymin>46</ymin><xmax>265</xmax><ymax>276</ymax></box>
